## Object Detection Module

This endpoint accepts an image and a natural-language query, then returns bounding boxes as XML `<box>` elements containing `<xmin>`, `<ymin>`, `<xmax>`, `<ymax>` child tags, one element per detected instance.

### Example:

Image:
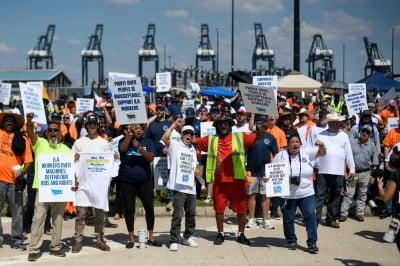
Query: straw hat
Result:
<box><xmin>0</xmin><ymin>111</ymin><xmax>25</xmax><ymax>130</ymax></box>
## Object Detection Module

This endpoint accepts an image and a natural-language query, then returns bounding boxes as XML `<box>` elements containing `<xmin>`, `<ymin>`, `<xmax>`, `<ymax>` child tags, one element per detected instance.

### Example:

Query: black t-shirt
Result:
<box><xmin>389</xmin><ymin>170</ymin><xmax>400</xmax><ymax>205</ymax></box>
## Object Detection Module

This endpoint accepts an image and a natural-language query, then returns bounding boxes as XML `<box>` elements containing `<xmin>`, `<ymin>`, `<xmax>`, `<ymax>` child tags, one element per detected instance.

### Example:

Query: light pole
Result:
<box><xmin>216</xmin><ymin>28</ymin><xmax>220</xmax><ymax>73</ymax></box>
<box><xmin>391</xmin><ymin>27</ymin><xmax>395</xmax><ymax>77</ymax></box>
<box><xmin>231</xmin><ymin>0</ymin><xmax>234</xmax><ymax>89</ymax></box>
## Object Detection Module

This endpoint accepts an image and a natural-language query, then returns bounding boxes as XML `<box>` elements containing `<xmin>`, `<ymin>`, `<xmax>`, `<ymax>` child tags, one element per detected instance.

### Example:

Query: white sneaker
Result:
<box><xmin>169</xmin><ymin>243</ymin><xmax>178</xmax><ymax>251</ymax></box>
<box><xmin>368</xmin><ymin>200</ymin><xmax>377</xmax><ymax>208</ymax></box>
<box><xmin>203</xmin><ymin>197</ymin><xmax>212</xmax><ymax>204</ymax></box>
<box><xmin>181</xmin><ymin>237</ymin><xmax>198</xmax><ymax>248</ymax></box>
<box><xmin>262</xmin><ymin>219</ymin><xmax>275</xmax><ymax>229</ymax></box>
<box><xmin>245</xmin><ymin>218</ymin><xmax>257</xmax><ymax>228</ymax></box>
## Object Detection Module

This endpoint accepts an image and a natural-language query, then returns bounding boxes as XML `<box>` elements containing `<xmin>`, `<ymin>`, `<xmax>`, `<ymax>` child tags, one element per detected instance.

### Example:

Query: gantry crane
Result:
<box><xmin>195</xmin><ymin>24</ymin><xmax>216</xmax><ymax>82</ymax></box>
<box><xmin>252</xmin><ymin>23</ymin><xmax>274</xmax><ymax>74</ymax></box>
<box><xmin>27</xmin><ymin>24</ymin><xmax>56</xmax><ymax>69</ymax></box>
<box><xmin>81</xmin><ymin>24</ymin><xmax>104</xmax><ymax>86</ymax></box>
<box><xmin>363</xmin><ymin>36</ymin><xmax>391</xmax><ymax>77</ymax></box>
<box><xmin>138</xmin><ymin>24</ymin><xmax>159</xmax><ymax>78</ymax></box>
<box><xmin>305</xmin><ymin>34</ymin><xmax>335</xmax><ymax>82</ymax></box>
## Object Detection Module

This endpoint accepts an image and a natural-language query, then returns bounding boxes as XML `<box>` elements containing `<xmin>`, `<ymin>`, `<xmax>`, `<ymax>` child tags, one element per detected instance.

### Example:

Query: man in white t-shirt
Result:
<box><xmin>161</xmin><ymin>121</ymin><xmax>198</xmax><ymax>251</ymax></box>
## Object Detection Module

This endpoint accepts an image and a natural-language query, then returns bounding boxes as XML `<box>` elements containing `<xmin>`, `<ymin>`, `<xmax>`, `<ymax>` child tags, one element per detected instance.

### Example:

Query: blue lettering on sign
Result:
<box><xmin>256</xmin><ymin>107</ymin><xmax>266</xmax><ymax>112</ymax></box>
<box><xmin>273</xmin><ymin>186</ymin><xmax>282</xmax><ymax>193</ymax></box>
<box><xmin>182</xmin><ymin>174</ymin><xmax>189</xmax><ymax>182</ymax></box>
<box><xmin>51</xmin><ymin>189</ymin><xmax>63</xmax><ymax>195</ymax></box>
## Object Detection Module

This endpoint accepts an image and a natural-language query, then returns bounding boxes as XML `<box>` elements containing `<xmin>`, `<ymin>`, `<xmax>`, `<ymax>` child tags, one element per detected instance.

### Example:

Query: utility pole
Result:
<box><xmin>231</xmin><ymin>0</ymin><xmax>234</xmax><ymax>89</ymax></box>
<box><xmin>216</xmin><ymin>28</ymin><xmax>220</xmax><ymax>73</ymax></box>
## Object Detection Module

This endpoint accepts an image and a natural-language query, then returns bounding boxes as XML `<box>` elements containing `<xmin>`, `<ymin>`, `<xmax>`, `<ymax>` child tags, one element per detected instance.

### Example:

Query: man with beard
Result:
<box><xmin>194</xmin><ymin>116</ymin><xmax>256</xmax><ymax>245</ymax></box>
<box><xmin>0</xmin><ymin>112</ymin><xmax>32</xmax><ymax>250</ymax></box>
<box><xmin>26</xmin><ymin>113</ymin><xmax>72</xmax><ymax>261</ymax></box>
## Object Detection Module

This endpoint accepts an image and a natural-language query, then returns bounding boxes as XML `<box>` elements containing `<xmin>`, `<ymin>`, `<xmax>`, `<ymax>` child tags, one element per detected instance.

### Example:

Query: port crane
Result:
<box><xmin>363</xmin><ymin>36</ymin><xmax>391</xmax><ymax>78</ymax></box>
<box><xmin>305</xmin><ymin>34</ymin><xmax>335</xmax><ymax>82</ymax></box>
<box><xmin>195</xmin><ymin>24</ymin><xmax>216</xmax><ymax>82</ymax></box>
<box><xmin>252</xmin><ymin>23</ymin><xmax>274</xmax><ymax>75</ymax></box>
<box><xmin>81</xmin><ymin>24</ymin><xmax>104</xmax><ymax>86</ymax></box>
<box><xmin>27</xmin><ymin>24</ymin><xmax>56</xmax><ymax>69</ymax></box>
<box><xmin>138</xmin><ymin>24</ymin><xmax>159</xmax><ymax>79</ymax></box>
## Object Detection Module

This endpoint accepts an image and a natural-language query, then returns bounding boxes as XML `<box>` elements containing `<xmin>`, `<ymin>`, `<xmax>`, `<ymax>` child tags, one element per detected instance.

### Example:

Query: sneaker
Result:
<box><xmin>354</xmin><ymin>215</ymin><xmax>364</xmax><ymax>222</ymax></box>
<box><xmin>213</xmin><ymin>233</ymin><xmax>224</xmax><ymax>245</ymax></box>
<box><xmin>71</xmin><ymin>241</ymin><xmax>82</xmax><ymax>253</ymax></box>
<box><xmin>181</xmin><ymin>237</ymin><xmax>198</xmax><ymax>248</ymax></box>
<box><xmin>104</xmin><ymin>222</ymin><xmax>118</xmax><ymax>228</ymax></box>
<box><xmin>166</xmin><ymin>201</ymin><xmax>173</xmax><ymax>212</ymax></box>
<box><xmin>12</xmin><ymin>242</ymin><xmax>26</xmax><ymax>251</ymax></box>
<box><xmin>203</xmin><ymin>197</ymin><xmax>212</xmax><ymax>204</ymax></box>
<box><xmin>308</xmin><ymin>245</ymin><xmax>319</xmax><ymax>254</ymax></box>
<box><xmin>339</xmin><ymin>216</ymin><xmax>347</xmax><ymax>222</ymax></box>
<box><xmin>380</xmin><ymin>210</ymin><xmax>392</xmax><ymax>219</ymax></box>
<box><xmin>262</xmin><ymin>219</ymin><xmax>275</xmax><ymax>229</ymax></box>
<box><xmin>368</xmin><ymin>199</ymin><xmax>377</xmax><ymax>209</ymax></box>
<box><xmin>169</xmin><ymin>243</ymin><xmax>178</xmax><ymax>251</ymax></box>
<box><xmin>237</xmin><ymin>234</ymin><xmax>250</xmax><ymax>245</ymax></box>
<box><xmin>27</xmin><ymin>252</ymin><xmax>41</xmax><ymax>261</ymax></box>
<box><xmin>97</xmin><ymin>241</ymin><xmax>111</xmax><ymax>251</ymax></box>
<box><xmin>245</xmin><ymin>218</ymin><xmax>257</xmax><ymax>228</ymax></box>
<box><xmin>49</xmin><ymin>250</ymin><xmax>66</xmax><ymax>257</ymax></box>
<box><xmin>271</xmin><ymin>212</ymin><xmax>281</xmax><ymax>220</ymax></box>
<box><xmin>287</xmin><ymin>242</ymin><xmax>297</xmax><ymax>250</ymax></box>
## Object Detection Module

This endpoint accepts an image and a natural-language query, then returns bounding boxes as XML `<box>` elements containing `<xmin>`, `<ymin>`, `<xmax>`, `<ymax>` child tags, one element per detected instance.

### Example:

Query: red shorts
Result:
<box><xmin>213</xmin><ymin>180</ymin><xmax>247</xmax><ymax>214</ymax></box>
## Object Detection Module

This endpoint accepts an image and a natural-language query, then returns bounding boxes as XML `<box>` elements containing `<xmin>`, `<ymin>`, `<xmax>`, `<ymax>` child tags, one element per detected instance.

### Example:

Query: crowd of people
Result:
<box><xmin>0</xmin><ymin>85</ymin><xmax>400</xmax><ymax>260</ymax></box>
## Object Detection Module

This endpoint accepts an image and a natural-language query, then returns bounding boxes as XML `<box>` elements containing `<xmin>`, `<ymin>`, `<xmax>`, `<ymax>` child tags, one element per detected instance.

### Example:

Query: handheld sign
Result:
<box><xmin>252</xmin><ymin>75</ymin><xmax>278</xmax><ymax>100</ymax></box>
<box><xmin>156</xmin><ymin>72</ymin><xmax>171</xmax><ymax>92</ymax></box>
<box><xmin>265</xmin><ymin>162</ymin><xmax>290</xmax><ymax>197</ymax></box>
<box><xmin>1</xmin><ymin>82</ymin><xmax>12</xmax><ymax>105</ymax></box>
<box><xmin>19</xmin><ymin>82</ymin><xmax>47</xmax><ymax>124</ymax></box>
<box><xmin>38</xmin><ymin>153</ymin><xmax>75</xmax><ymax>202</ymax></box>
<box><xmin>153</xmin><ymin>157</ymin><xmax>168</xmax><ymax>189</ymax></box>
<box><xmin>239</xmin><ymin>82</ymin><xmax>278</xmax><ymax>116</ymax></box>
<box><xmin>175</xmin><ymin>151</ymin><xmax>196</xmax><ymax>187</ymax></box>
<box><xmin>76</xmin><ymin>98</ymin><xmax>94</xmax><ymax>114</ymax></box>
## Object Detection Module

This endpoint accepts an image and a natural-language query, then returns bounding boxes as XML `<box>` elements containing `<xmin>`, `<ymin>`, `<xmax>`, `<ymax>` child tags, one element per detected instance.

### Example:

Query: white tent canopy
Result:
<box><xmin>278</xmin><ymin>71</ymin><xmax>322</xmax><ymax>93</ymax></box>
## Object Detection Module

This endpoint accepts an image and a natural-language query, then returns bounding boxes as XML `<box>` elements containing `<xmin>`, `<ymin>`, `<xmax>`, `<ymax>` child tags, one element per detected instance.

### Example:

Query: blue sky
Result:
<box><xmin>0</xmin><ymin>0</ymin><xmax>399</xmax><ymax>87</ymax></box>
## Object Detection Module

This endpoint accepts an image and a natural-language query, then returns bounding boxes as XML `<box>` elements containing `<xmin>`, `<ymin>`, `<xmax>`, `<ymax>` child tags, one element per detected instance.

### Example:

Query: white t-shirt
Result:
<box><xmin>232</xmin><ymin>123</ymin><xmax>251</xmax><ymax>133</ymax></box>
<box><xmin>315</xmin><ymin>130</ymin><xmax>355</xmax><ymax>175</ymax></box>
<box><xmin>306</xmin><ymin>124</ymin><xmax>328</xmax><ymax>147</ymax></box>
<box><xmin>166</xmin><ymin>139</ymin><xmax>197</xmax><ymax>195</ymax></box>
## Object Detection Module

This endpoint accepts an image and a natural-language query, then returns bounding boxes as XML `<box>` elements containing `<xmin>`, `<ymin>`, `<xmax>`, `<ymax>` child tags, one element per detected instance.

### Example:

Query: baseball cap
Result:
<box><xmin>156</xmin><ymin>104</ymin><xmax>165</xmax><ymax>111</ymax></box>
<box><xmin>361</xmin><ymin>125</ymin><xmax>373</xmax><ymax>134</ymax></box>
<box><xmin>85</xmin><ymin>114</ymin><xmax>99</xmax><ymax>124</ymax></box>
<box><xmin>164</xmin><ymin>93</ymin><xmax>172</xmax><ymax>98</ymax></box>
<box><xmin>185</xmin><ymin>107</ymin><xmax>195</xmax><ymax>119</ymax></box>
<box><xmin>182</xmin><ymin>125</ymin><xmax>195</xmax><ymax>134</ymax></box>
<box><xmin>50</xmin><ymin>112</ymin><xmax>62</xmax><ymax>120</ymax></box>
<box><xmin>390</xmin><ymin>100</ymin><xmax>397</xmax><ymax>107</ymax></box>
<box><xmin>361</xmin><ymin>110</ymin><xmax>372</xmax><ymax>117</ymax></box>
<box><xmin>236</xmin><ymin>106</ymin><xmax>246</xmax><ymax>114</ymax></box>
<box><xmin>202</xmin><ymin>95</ymin><xmax>208</xmax><ymax>100</ymax></box>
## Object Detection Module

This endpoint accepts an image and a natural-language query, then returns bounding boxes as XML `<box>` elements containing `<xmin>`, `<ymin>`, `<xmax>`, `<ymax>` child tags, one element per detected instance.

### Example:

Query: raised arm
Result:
<box><xmin>26</xmin><ymin>112</ymin><xmax>38</xmax><ymax>145</ymax></box>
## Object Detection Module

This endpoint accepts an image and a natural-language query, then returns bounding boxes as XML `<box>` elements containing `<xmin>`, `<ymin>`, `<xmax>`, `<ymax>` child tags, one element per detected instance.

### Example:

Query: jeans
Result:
<box><xmin>0</xmin><ymin>181</ymin><xmax>24</xmax><ymax>246</ymax></box>
<box><xmin>270</xmin><ymin>197</ymin><xmax>285</xmax><ymax>214</ymax></box>
<box><xmin>282</xmin><ymin>195</ymin><xmax>317</xmax><ymax>246</ymax></box>
<box><xmin>340</xmin><ymin>171</ymin><xmax>370</xmax><ymax>216</ymax></box>
<box><xmin>315</xmin><ymin>174</ymin><xmax>343</xmax><ymax>224</ymax></box>
<box><xmin>170</xmin><ymin>191</ymin><xmax>196</xmax><ymax>243</ymax></box>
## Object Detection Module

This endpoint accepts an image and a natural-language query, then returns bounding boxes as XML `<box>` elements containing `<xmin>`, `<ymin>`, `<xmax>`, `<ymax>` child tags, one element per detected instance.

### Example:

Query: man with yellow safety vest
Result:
<box><xmin>194</xmin><ymin>115</ymin><xmax>256</xmax><ymax>245</ymax></box>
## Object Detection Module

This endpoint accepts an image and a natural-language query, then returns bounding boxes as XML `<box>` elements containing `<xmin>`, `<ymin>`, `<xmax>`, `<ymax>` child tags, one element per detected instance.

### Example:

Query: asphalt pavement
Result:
<box><xmin>0</xmin><ymin>207</ymin><xmax>399</xmax><ymax>265</ymax></box>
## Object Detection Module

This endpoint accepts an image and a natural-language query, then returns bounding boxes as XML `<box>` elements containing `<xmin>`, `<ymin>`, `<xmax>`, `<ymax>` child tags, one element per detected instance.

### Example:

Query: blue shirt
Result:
<box><xmin>146</xmin><ymin>119</ymin><xmax>172</xmax><ymax>156</ymax></box>
<box><xmin>246</xmin><ymin>132</ymin><xmax>278</xmax><ymax>177</ymax></box>
<box><xmin>118</xmin><ymin>137</ymin><xmax>155</xmax><ymax>182</ymax></box>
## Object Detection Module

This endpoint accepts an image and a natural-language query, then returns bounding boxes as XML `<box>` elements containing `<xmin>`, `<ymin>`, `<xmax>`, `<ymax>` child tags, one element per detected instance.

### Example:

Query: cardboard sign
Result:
<box><xmin>38</xmin><ymin>153</ymin><xmax>75</xmax><ymax>202</ymax></box>
<box><xmin>156</xmin><ymin>72</ymin><xmax>171</xmax><ymax>92</ymax></box>
<box><xmin>108</xmin><ymin>76</ymin><xmax>147</xmax><ymax>124</ymax></box>
<box><xmin>265</xmin><ymin>162</ymin><xmax>290</xmax><ymax>197</ymax></box>
<box><xmin>19</xmin><ymin>82</ymin><xmax>47</xmax><ymax>124</ymax></box>
<box><xmin>76</xmin><ymin>98</ymin><xmax>94</xmax><ymax>114</ymax></box>
<box><xmin>239</xmin><ymin>82</ymin><xmax>278</xmax><ymax>116</ymax></box>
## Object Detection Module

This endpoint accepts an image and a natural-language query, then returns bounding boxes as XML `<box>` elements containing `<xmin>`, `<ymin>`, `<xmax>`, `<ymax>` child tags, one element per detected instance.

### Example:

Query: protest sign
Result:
<box><xmin>182</xmin><ymin>99</ymin><xmax>195</xmax><ymax>112</ymax></box>
<box><xmin>344</xmin><ymin>83</ymin><xmax>368</xmax><ymax>118</ymax></box>
<box><xmin>378</xmin><ymin>87</ymin><xmax>396</xmax><ymax>110</ymax></box>
<box><xmin>76</xmin><ymin>98</ymin><xmax>94</xmax><ymax>114</ymax></box>
<box><xmin>156</xmin><ymin>72</ymin><xmax>171</xmax><ymax>92</ymax></box>
<box><xmin>200</xmin><ymin>121</ymin><xmax>216</xmax><ymax>137</ymax></box>
<box><xmin>75</xmin><ymin>152</ymin><xmax>115</xmax><ymax>211</ymax></box>
<box><xmin>252</xmin><ymin>75</ymin><xmax>278</xmax><ymax>100</ymax></box>
<box><xmin>19</xmin><ymin>82</ymin><xmax>47</xmax><ymax>124</ymax></box>
<box><xmin>108</xmin><ymin>72</ymin><xmax>136</xmax><ymax>80</ymax></box>
<box><xmin>1</xmin><ymin>83</ymin><xmax>12</xmax><ymax>104</ymax></box>
<box><xmin>153</xmin><ymin>157</ymin><xmax>168</xmax><ymax>189</ymax></box>
<box><xmin>108</xmin><ymin>76</ymin><xmax>147</xmax><ymax>124</ymax></box>
<box><xmin>265</xmin><ymin>162</ymin><xmax>290</xmax><ymax>197</ymax></box>
<box><xmin>38</xmin><ymin>153</ymin><xmax>75</xmax><ymax>202</ymax></box>
<box><xmin>388</xmin><ymin>117</ymin><xmax>399</xmax><ymax>130</ymax></box>
<box><xmin>239</xmin><ymin>82</ymin><xmax>278</xmax><ymax>116</ymax></box>
<box><xmin>175</xmin><ymin>151</ymin><xmax>196</xmax><ymax>187</ymax></box>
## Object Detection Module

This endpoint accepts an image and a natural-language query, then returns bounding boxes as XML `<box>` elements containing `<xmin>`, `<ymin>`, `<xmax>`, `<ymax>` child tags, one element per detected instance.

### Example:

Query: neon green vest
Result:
<box><xmin>205</xmin><ymin>132</ymin><xmax>246</xmax><ymax>182</ymax></box>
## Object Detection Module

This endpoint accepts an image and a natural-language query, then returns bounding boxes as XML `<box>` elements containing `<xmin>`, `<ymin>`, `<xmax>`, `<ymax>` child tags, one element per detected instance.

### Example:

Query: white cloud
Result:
<box><xmin>179</xmin><ymin>24</ymin><xmax>199</xmax><ymax>39</ymax></box>
<box><xmin>0</xmin><ymin>43</ymin><xmax>16</xmax><ymax>53</ymax></box>
<box><xmin>194</xmin><ymin>0</ymin><xmax>284</xmax><ymax>14</ymax></box>
<box><xmin>68</xmin><ymin>38</ymin><xmax>81</xmax><ymax>46</ymax></box>
<box><xmin>165</xmin><ymin>9</ymin><xmax>189</xmax><ymax>18</ymax></box>
<box><xmin>105</xmin><ymin>0</ymin><xmax>140</xmax><ymax>5</ymax></box>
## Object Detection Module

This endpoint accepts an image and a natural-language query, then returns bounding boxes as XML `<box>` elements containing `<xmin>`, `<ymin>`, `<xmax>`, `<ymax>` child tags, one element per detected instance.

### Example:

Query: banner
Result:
<box><xmin>19</xmin><ymin>82</ymin><xmax>47</xmax><ymax>124</ymax></box>
<box><xmin>252</xmin><ymin>75</ymin><xmax>278</xmax><ymax>100</ymax></box>
<box><xmin>38</xmin><ymin>153</ymin><xmax>75</xmax><ymax>202</ymax></box>
<box><xmin>75</xmin><ymin>152</ymin><xmax>114</xmax><ymax>211</ymax></box>
<box><xmin>175</xmin><ymin>151</ymin><xmax>196</xmax><ymax>187</ymax></box>
<box><xmin>265</xmin><ymin>162</ymin><xmax>290</xmax><ymax>197</ymax></box>
<box><xmin>156</xmin><ymin>72</ymin><xmax>171</xmax><ymax>92</ymax></box>
<box><xmin>0</xmin><ymin>82</ymin><xmax>12</xmax><ymax>105</ymax></box>
<box><xmin>153</xmin><ymin>157</ymin><xmax>168</xmax><ymax>189</ymax></box>
<box><xmin>239</xmin><ymin>82</ymin><xmax>278</xmax><ymax>116</ymax></box>
<box><xmin>76</xmin><ymin>98</ymin><xmax>94</xmax><ymax>114</ymax></box>
<box><xmin>108</xmin><ymin>76</ymin><xmax>147</xmax><ymax>124</ymax></box>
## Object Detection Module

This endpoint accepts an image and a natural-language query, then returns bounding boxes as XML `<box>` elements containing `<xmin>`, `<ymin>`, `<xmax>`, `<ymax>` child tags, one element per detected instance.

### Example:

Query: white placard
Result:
<box><xmin>175</xmin><ymin>151</ymin><xmax>196</xmax><ymax>187</ymax></box>
<box><xmin>265</xmin><ymin>162</ymin><xmax>290</xmax><ymax>197</ymax></box>
<box><xmin>38</xmin><ymin>153</ymin><xmax>75</xmax><ymax>202</ymax></box>
<box><xmin>76</xmin><ymin>98</ymin><xmax>94</xmax><ymax>114</ymax></box>
<box><xmin>239</xmin><ymin>82</ymin><xmax>278</xmax><ymax>116</ymax></box>
<box><xmin>75</xmin><ymin>152</ymin><xmax>115</xmax><ymax>211</ymax></box>
<box><xmin>19</xmin><ymin>82</ymin><xmax>47</xmax><ymax>124</ymax></box>
<box><xmin>182</xmin><ymin>99</ymin><xmax>195</xmax><ymax>111</ymax></box>
<box><xmin>153</xmin><ymin>157</ymin><xmax>168</xmax><ymax>189</ymax></box>
<box><xmin>156</xmin><ymin>72</ymin><xmax>171</xmax><ymax>92</ymax></box>
<box><xmin>388</xmin><ymin>117</ymin><xmax>399</xmax><ymax>130</ymax></box>
<box><xmin>1</xmin><ymin>82</ymin><xmax>12</xmax><ymax>105</ymax></box>
<box><xmin>108</xmin><ymin>77</ymin><xmax>147</xmax><ymax>124</ymax></box>
<box><xmin>200</xmin><ymin>121</ymin><xmax>215</xmax><ymax>137</ymax></box>
<box><xmin>108</xmin><ymin>72</ymin><xmax>136</xmax><ymax>80</ymax></box>
<box><xmin>344</xmin><ymin>91</ymin><xmax>368</xmax><ymax>118</ymax></box>
<box><xmin>252</xmin><ymin>75</ymin><xmax>278</xmax><ymax>100</ymax></box>
<box><xmin>378</xmin><ymin>87</ymin><xmax>397</xmax><ymax>110</ymax></box>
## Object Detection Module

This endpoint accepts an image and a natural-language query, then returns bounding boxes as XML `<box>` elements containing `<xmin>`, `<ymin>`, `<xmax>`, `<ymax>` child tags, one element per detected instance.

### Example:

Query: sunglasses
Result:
<box><xmin>156</xmin><ymin>108</ymin><xmax>165</xmax><ymax>112</ymax></box>
<box><xmin>217</xmin><ymin>121</ymin><xmax>229</xmax><ymax>126</ymax></box>
<box><xmin>210</xmin><ymin>111</ymin><xmax>220</xmax><ymax>115</ymax></box>
<box><xmin>322</xmin><ymin>104</ymin><xmax>328</xmax><ymax>106</ymax></box>
<box><xmin>47</xmin><ymin>128</ymin><xmax>59</xmax><ymax>133</ymax></box>
<box><xmin>63</xmin><ymin>116</ymin><xmax>70</xmax><ymax>119</ymax></box>
<box><xmin>200</xmin><ymin>110</ymin><xmax>208</xmax><ymax>113</ymax></box>
<box><xmin>256</xmin><ymin>120</ymin><xmax>264</xmax><ymax>125</ymax></box>
<box><xmin>182</xmin><ymin>131</ymin><xmax>194</xmax><ymax>136</ymax></box>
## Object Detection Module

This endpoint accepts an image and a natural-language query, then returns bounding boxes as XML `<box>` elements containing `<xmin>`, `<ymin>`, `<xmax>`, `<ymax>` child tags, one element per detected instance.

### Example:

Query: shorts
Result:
<box><xmin>213</xmin><ymin>180</ymin><xmax>247</xmax><ymax>214</ymax></box>
<box><xmin>246</xmin><ymin>176</ymin><xmax>267</xmax><ymax>195</ymax></box>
